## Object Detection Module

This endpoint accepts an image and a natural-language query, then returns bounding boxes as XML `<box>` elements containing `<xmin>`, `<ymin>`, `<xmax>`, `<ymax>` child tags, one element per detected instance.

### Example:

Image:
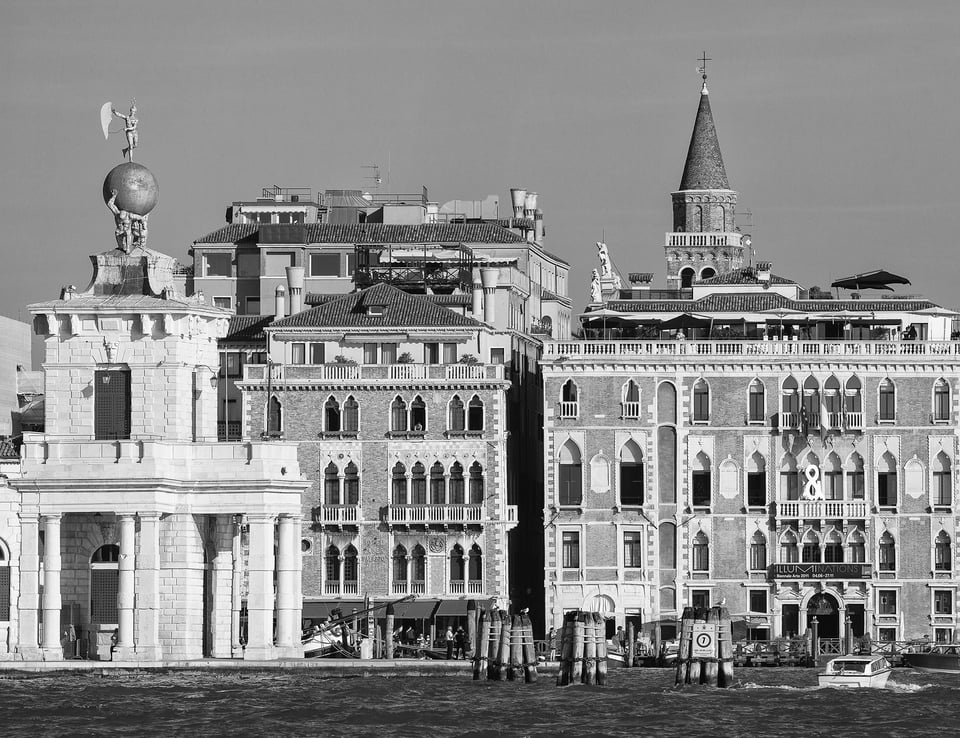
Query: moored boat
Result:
<box><xmin>818</xmin><ymin>655</ymin><xmax>892</xmax><ymax>688</ymax></box>
<box><xmin>903</xmin><ymin>644</ymin><xmax>960</xmax><ymax>673</ymax></box>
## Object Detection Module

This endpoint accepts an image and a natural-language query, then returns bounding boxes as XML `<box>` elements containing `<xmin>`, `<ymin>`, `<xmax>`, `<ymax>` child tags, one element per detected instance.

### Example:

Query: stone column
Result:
<box><xmin>135</xmin><ymin>512</ymin><xmax>162</xmax><ymax>661</ymax></box>
<box><xmin>244</xmin><ymin>514</ymin><xmax>277</xmax><ymax>660</ymax></box>
<box><xmin>209</xmin><ymin>515</ymin><xmax>235</xmax><ymax>659</ymax></box>
<box><xmin>113</xmin><ymin>515</ymin><xmax>137</xmax><ymax>660</ymax></box>
<box><xmin>17</xmin><ymin>515</ymin><xmax>41</xmax><ymax>659</ymax></box>
<box><xmin>231</xmin><ymin>515</ymin><xmax>244</xmax><ymax>658</ymax></box>
<box><xmin>40</xmin><ymin>514</ymin><xmax>63</xmax><ymax>659</ymax></box>
<box><xmin>275</xmin><ymin>514</ymin><xmax>302</xmax><ymax>658</ymax></box>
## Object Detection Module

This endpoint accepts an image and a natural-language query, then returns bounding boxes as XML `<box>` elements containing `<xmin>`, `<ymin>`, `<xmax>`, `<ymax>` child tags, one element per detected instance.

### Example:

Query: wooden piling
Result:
<box><xmin>521</xmin><ymin>613</ymin><xmax>538</xmax><ymax>683</ymax></box>
<box><xmin>507</xmin><ymin>615</ymin><xmax>522</xmax><ymax>681</ymax></box>
<box><xmin>687</xmin><ymin>608</ymin><xmax>706</xmax><ymax>684</ymax></box>
<box><xmin>474</xmin><ymin>608</ymin><xmax>490</xmax><ymax>680</ymax></box>
<box><xmin>583</xmin><ymin>612</ymin><xmax>597</xmax><ymax>685</ymax></box>
<box><xmin>385</xmin><ymin>604</ymin><xmax>395</xmax><ymax>660</ymax></box>
<box><xmin>466</xmin><ymin>600</ymin><xmax>477</xmax><ymax>661</ymax></box>
<box><xmin>626</xmin><ymin>622</ymin><xmax>635</xmax><ymax>668</ymax></box>
<box><xmin>488</xmin><ymin>610</ymin><xmax>502</xmax><ymax>680</ymax></box>
<box><xmin>718</xmin><ymin>607</ymin><xmax>734</xmax><ymax>688</ymax></box>
<box><xmin>676</xmin><ymin>606</ymin><xmax>694</xmax><ymax>686</ymax></box>
<box><xmin>496</xmin><ymin>611</ymin><xmax>511</xmax><ymax>681</ymax></box>
<box><xmin>571</xmin><ymin>613</ymin><xmax>586</xmax><ymax>685</ymax></box>
<box><xmin>703</xmin><ymin>607</ymin><xmax>719</xmax><ymax>687</ymax></box>
<box><xmin>557</xmin><ymin>613</ymin><xmax>575</xmax><ymax>686</ymax></box>
<box><xmin>594</xmin><ymin>613</ymin><xmax>608</xmax><ymax>686</ymax></box>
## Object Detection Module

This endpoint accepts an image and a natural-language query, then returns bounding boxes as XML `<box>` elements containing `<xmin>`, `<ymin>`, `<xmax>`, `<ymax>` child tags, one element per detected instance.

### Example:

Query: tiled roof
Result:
<box><xmin>696</xmin><ymin>269</ymin><xmax>795</xmax><ymax>286</ymax></box>
<box><xmin>679</xmin><ymin>89</ymin><xmax>730</xmax><ymax>191</ymax></box>
<box><xmin>195</xmin><ymin>223</ymin><xmax>527</xmax><ymax>245</ymax></box>
<box><xmin>223</xmin><ymin>315</ymin><xmax>274</xmax><ymax>343</ymax></box>
<box><xmin>270</xmin><ymin>282</ymin><xmax>482</xmax><ymax>329</ymax></box>
<box><xmin>608</xmin><ymin>293</ymin><xmax>936</xmax><ymax>314</ymax></box>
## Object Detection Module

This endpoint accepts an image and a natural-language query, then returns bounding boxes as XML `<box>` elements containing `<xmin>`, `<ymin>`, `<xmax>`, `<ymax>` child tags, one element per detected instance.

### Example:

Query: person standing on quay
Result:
<box><xmin>445</xmin><ymin>626</ymin><xmax>455</xmax><ymax>659</ymax></box>
<box><xmin>454</xmin><ymin>627</ymin><xmax>466</xmax><ymax>659</ymax></box>
<box><xmin>616</xmin><ymin>626</ymin><xmax>627</xmax><ymax>654</ymax></box>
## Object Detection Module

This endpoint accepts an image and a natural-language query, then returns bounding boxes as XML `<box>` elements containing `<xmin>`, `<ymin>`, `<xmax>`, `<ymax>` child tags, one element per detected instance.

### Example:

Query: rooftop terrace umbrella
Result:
<box><xmin>658</xmin><ymin>313</ymin><xmax>713</xmax><ymax>332</ymax></box>
<box><xmin>831</xmin><ymin>270</ymin><xmax>911</xmax><ymax>292</ymax></box>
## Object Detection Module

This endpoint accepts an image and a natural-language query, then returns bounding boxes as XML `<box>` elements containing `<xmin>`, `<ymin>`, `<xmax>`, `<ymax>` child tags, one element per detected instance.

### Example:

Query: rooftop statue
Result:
<box><xmin>106</xmin><ymin>188</ymin><xmax>148</xmax><ymax>253</ymax></box>
<box><xmin>596</xmin><ymin>241</ymin><xmax>612</xmax><ymax>279</ymax></box>
<box><xmin>590</xmin><ymin>269</ymin><xmax>602</xmax><ymax>303</ymax></box>
<box><xmin>101</xmin><ymin>100</ymin><xmax>139</xmax><ymax>161</ymax></box>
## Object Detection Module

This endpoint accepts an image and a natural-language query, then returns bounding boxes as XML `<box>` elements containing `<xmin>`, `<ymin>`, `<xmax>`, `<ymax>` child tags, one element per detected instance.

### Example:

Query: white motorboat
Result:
<box><xmin>817</xmin><ymin>655</ymin><xmax>892</xmax><ymax>688</ymax></box>
<box><xmin>302</xmin><ymin>627</ymin><xmax>346</xmax><ymax>657</ymax></box>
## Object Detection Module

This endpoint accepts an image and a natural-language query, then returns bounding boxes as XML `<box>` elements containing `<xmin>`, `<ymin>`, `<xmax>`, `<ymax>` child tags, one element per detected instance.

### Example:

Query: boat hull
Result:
<box><xmin>903</xmin><ymin>653</ymin><xmax>960</xmax><ymax>673</ymax></box>
<box><xmin>818</xmin><ymin>669</ymin><xmax>891</xmax><ymax>688</ymax></box>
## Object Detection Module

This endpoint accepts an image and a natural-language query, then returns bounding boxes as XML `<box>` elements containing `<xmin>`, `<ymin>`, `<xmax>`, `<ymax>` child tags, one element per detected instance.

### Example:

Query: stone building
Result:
<box><xmin>541</xmin><ymin>77</ymin><xmax>960</xmax><ymax>649</ymax></box>
<box><xmin>237</xmin><ymin>282</ymin><xmax>516</xmax><ymax>636</ymax></box>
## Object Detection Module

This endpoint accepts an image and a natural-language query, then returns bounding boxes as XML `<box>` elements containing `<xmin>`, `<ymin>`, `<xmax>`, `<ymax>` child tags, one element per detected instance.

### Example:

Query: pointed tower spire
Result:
<box><xmin>679</xmin><ymin>55</ymin><xmax>729</xmax><ymax>190</ymax></box>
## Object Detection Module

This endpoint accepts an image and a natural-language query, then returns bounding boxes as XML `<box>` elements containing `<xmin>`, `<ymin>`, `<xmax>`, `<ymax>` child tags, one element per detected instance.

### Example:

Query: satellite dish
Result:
<box><xmin>100</xmin><ymin>102</ymin><xmax>113</xmax><ymax>140</ymax></box>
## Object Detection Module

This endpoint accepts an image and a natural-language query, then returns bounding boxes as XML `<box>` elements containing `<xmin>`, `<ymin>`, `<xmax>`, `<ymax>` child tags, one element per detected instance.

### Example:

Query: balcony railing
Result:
<box><xmin>544</xmin><ymin>340</ymin><xmax>960</xmax><ymax>361</ymax></box>
<box><xmin>777</xmin><ymin>500</ymin><xmax>868</xmax><ymax>518</ymax></box>
<box><xmin>244</xmin><ymin>363</ymin><xmax>505</xmax><ymax>382</ymax></box>
<box><xmin>467</xmin><ymin>581</ymin><xmax>483</xmax><ymax>594</ymax></box>
<box><xmin>412</xmin><ymin>581</ymin><xmax>425</xmax><ymax>595</ymax></box>
<box><xmin>343</xmin><ymin>581</ymin><xmax>359</xmax><ymax>595</ymax></box>
<box><xmin>325</xmin><ymin>582</ymin><xmax>340</xmax><ymax>595</ymax></box>
<box><xmin>666</xmin><ymin>232</ymin><xmax>742</xmax><ymax>248</ymax></box>
<box><xmin>845</xmin><ymin>412</ymin><xmax>863</xmax><ymax>430</ymax></box>
<box><xmin>621</xmin><ymin>401</ymin><xmax>640</xmax><ymax>419</ymax></box>
<box><xmin>449</xmin><ymin>580</ymin><xmax>465</xmax><ymax>594</ymax></box>
<box><xmin>782</xmin><ymin>412</ymin><xmax>800</xmax><ymax>430</ymax></box>
<box><xmin>826</xmin><ymin>412</ymin><xmax>843</xmax><ymax>430</ymax></box>
<box><xmin>558</xmin><ymin>401</ymin><xmax>579</xmax><ymax>418</ymax></box>
<box><xmin>393</xmin><ymin>582</ymin><xmax>408</xmax><ymax>595</ymax></box>
<box><xmin>387</xmin><ymin>504</ymin><xmax>485</xmax><ymax>525</ymax></box>
<box><xmin>217</xmin><ymin>421</ymin><xmax>242</xmax><ymax>441</ymax></box>
<box><xmin>312</xmin><ymin>505</ymin><xmax>360</xmax><ymax>526</ymax></box>
<box><xmin>390</xmin><ymin>364</ymin><xmax>427</xmax><ymax>380</ymax></box>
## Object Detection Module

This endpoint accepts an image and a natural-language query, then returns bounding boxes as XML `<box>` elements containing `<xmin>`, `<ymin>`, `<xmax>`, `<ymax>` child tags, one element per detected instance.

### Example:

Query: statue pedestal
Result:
<box><xmin>600</xmin><ymin>275</ymin><xmax>621</xmax><ymax>300</ymax></box>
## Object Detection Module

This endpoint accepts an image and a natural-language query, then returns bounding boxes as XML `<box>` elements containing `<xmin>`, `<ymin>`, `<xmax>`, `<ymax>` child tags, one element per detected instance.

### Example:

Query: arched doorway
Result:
<box><xmin>807</xmin><ymin>592</ymin><xmax>840</xmax><ymax>639</ymax></box>
<box><xmin>583</xmin><ymin>594</ymin><xmax>617</xmax><ymax>639</ymax></box>
<box><xmin>679</xmin><ymin>267</ymin><xmax>695</xmax><ymax>289</ymax></box>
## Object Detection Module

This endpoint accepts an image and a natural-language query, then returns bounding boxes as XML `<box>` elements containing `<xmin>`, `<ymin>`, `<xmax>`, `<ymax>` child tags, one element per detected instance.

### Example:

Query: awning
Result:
<box><xmin>391</xmin><ymin>599</ymin><xmax>439</xmax><ymax>620</ymax></box>
<box><xmin>434</xmin><ymin>598</ymin><xmax>495</xmax><ymax>617</ymax></box>
<box><xmin>302</xmin><ymin>600</ymin><xmax>365</xmax><ymax>620</ymax></box>
<box><xmin>831</xmin><ymin>269</ymin><xmax>910</xmax><ymax>291</ymax></box>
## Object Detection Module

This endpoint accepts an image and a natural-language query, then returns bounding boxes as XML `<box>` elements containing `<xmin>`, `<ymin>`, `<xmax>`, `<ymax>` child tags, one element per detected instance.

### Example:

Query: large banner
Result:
<box><xmin>769</xmin><ymin>563</ymin><xmax>870</xmax><ymax>579</ymax></box>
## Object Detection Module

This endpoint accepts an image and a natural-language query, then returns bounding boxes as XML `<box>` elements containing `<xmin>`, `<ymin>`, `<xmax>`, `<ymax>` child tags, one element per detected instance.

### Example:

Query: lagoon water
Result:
<box><xmin>0</xmin><ymin>667</ymin><xmax>956</xmax><ymax>737</ymax></box>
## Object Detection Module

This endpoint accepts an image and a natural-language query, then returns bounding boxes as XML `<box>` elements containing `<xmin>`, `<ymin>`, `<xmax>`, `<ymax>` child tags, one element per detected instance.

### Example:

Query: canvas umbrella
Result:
<box><xmin>831</xmin><ymin>269</ymin><xmax>911</xmax><ymax>292</ymax></box>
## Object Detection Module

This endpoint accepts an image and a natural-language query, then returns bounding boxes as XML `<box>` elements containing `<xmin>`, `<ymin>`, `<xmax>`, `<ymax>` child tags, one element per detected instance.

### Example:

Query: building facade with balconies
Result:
<box><xmin>541</xmin><ymin>74</ymin><xmax>960</xmax><ymax>649</ymax></box>
<box><xmin>236</xmin><ymin>282</ymin><xmax>517</xmax><ymax>633</ymax></box>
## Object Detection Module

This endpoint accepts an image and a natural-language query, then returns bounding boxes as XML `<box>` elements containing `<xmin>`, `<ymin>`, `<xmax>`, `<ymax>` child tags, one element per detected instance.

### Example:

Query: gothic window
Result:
<box><xmin>449</xmin><ymin>395</ymin><xmax>465</xmax><ymax>431</ymax></box>
<box><xmin>267</xmin><ymin>395</ymin><xmax>282</xmax><ymax>436</ymax></box>
<box><xmin>801</xmin><ymin>531</ymin><xmax>821</xmax><ymax>563</ymax></box>
<box><xmin>824</xmin><ymin>375</ymin><xmax>841</xmax><ymax>423</ymax></box>
<box><xmin>411</xmin><ymin>545</ymin><xmax>426</xmax><ymax>585</ymax></box>
<box><xmin>935</xmin><ymin>531</ymin><xmax>952</xmax><ymax>571</ymax></box>
<box><xmin>748</xmin><ymin>379</ymin><xmax>765</xmax><ymax>422</ymax></box>
<box><xmin>692</xmin><ymin>532</ymin><xmax>709</xmax><ymax>571</ymax></box>
<box><xmin>343</xmin><ymin>545</ymin><xmax>359</xmax><ymax>586</ymax></box>
<box><xmin>824</xmin><ymin>453</ymin><xmax>843</xmax><ymax>501</ymax></box>
<box><xmin>877</xmin><ymin>452</ymin><xmax>898</xmax><ymax>507</ymax></box>
<box><xmin>622</xmin><ymin>380</ymin><xmax>640</xmax><ymax>419</ymax></box>
<box><xmin>450</xmin><ymin>544</ymin><xmax>465</xmax><ymax>581</ymax></box>
<box><xmin>749</xmin><ymin>532</ymin><xmax>767</xmax><ymax>571</ymax></box>
<box><xmin>467</xmin><ymin>396</ymin><xmax>484</xmax><ymax>431</ymax></box>
<box><xmin>934</xmin><ymin>379</ymin><xmax>951</xmax><ymax>421</ymax></box>
<box><xmin>391</xmin><ymin>396</ymin><xmax>408</xmax><ymax>432</ymax></box>
<box><xmin>845</xmin><ymin>376</ymin><xmax>862</xmax><ymax>414</ymax></box>
<box><xmin>780</xmin><ymin>455</ymin><xmax>799</xmax><ymax>501</ymax></box>
<box><xmin>324</xmin><ymin>396</ymin><xmax>341</xmax><ymax>432</ymax></box>
<box><xmin>691</xmin><ymin>452</ymin><xmax>711</xmax><ymax>508</ymax></box>
<box><xmin>343</xmin><ymin>396</ymin><xmax>359</xmax><ymax>433</ymax></box>
<box><xmin>878</xmin><ymin>532</ymin><xmax>896</xmax><ymax>572</ymax></box>
<box><xmin>846</xmin><ymin>453</ymin><xmax>865</xmax><ymax>499</ymax></box>
<box><xmin>802</xmin><ymin>376</ymin><xmax>820</xmax><ymax>428</ymax></box>
<box><xmin>619</xmin><ymin>440</ymin><xmax>644</xmax><ymax>506</ymax></box>
<box><xmin>746</xmin><ymin>452</ymin><xmax>766</xmax><ymax>507</ymax></box>
<box><xmin>558</xmin><ymin>439</ymin><xmax>583</xmax><ymax>506</ymax></box>
<box><xmin>469</xmin><ymin>462</ymin><xmax>484</xmax><ymax>504</ymax></box>
<box><xmin>879</xmin><ymin>379</ymin><xmax>896</xmax><ymax>421</ymax></box>
<box><xmin>824</xmin><ymin>530</ymin><xmax>844</xmax><ymax>563</ymax></box>
<box><xmin>560</xmin><ymin>380</ymin><xmax>579</xmax><ymax>417</ymax></box>
<box><xmin>392</xmin><ymin>462</ymin><xmax>408</xmax><ymax>505</ymax></box>
<box><xmin>779</xmin><ymin>530</ymin><xmax>799</xmax><ymax>563</ymax></box>
<box><xmin>429</xmin><ymin>461</ymin><xmax>446</xmax><ymax>505</ymax></box>
<box><xmin>343</xmin><ymin>462</ymin><xmax>359</xmax><ymax>505</ymax></box>
<box><xmin>392</xmin><ymin>545</ymin><xmax>408</xmax><ymax>583</ymax></box>
<box><xmin>468</xmin><ymin>544</ymin><xmax>483</xmax><ymax>581</ymax></box>
<box><xmin>848</xmin><ymin>529</ymin><xmax>866</xmax><ymax>562</ymax></box>
<box><xmin>411</xmin><ymin>462</ymin><xmax>427</xmax><ymax>505</ymax></box>
<box><xmin>323</xmin><ymin>461</ymin><xmax>340</xmax><ymax>505</ymax></box>
<box><xmin>410</xmin><ymin>396</ymin><xmax>426</xmax><ymax>431</ymax></box>
<box><xmin>449</xmin><ymin>462</ymin><xmax>465</xmax><ymax>505</ymax></box>
<box><xmin>325</xmin><ymin>545</ymin><xmax>341</xmax><ymax>584</ymax></box>
<box><xmin>934</xmin><ymin>452</ymin><xmax>952</xmax><ymax>507</ymax></box>
<box><xmin>693</xmin><ymin>379</ymin><xmax>709</xmax><ymax>422</ymax></box>
<box><xmin>781</xmin><ymin>376</ymin><xmax>799</xmax><ymax>416</ymax></box>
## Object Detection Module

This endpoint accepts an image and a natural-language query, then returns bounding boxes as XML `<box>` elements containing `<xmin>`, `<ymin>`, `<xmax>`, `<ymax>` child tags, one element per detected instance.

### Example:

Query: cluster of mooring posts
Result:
<box><xmin>675</xmin><ymin>606</ymin><xmax>735</xmax><ymax>688</ymax></box>
<box><xmin>472</xmin><ymin>607</ymin><xmax>539</xmax><ymax>682</ymax></box>
<box><xmin>555</xmin><ymin>611</ymin><xmax>608</xmax><ymax>686</ymax></box>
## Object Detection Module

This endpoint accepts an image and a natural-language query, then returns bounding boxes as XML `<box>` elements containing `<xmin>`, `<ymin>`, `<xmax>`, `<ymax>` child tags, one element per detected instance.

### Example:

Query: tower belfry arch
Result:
<box><xmin>664</xmin><ymin>55</ymin><xmax>744</xmax><ymax>288</ymax></box>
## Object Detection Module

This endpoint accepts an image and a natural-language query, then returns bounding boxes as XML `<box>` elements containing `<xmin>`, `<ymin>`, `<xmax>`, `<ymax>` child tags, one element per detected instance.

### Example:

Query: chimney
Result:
<box><xmin>285</xmin><ymin>265</ymin><xmax>305</xmax><ymax>315</ymax></box>
<box><xmin>534</xmin><ymin>208</ymin><xmax>544</xmax><ymax>243</ymax></box>
<box><xmin>523</xmin><ymin>191</ymin><xmax>538</xmax><ymax>219</ymax></box>
<box><xmin>471</xmin><ymin>267</ymin><xmax>483</xmax><ymax>318</ymax></box>
<box><xmin>480</xmin><ymin>267</ymin><xmax>499</xmax><ymax>325</ymax></box>
<box><xmin>510</xmin><ymin>188</ymin><xmax>526</xmax><ymax>219</ymax></box>
<box><xmin>756</xmin><ymin>261</ymin><xmax>772</xmax><ymax>284</ymax></box>
<box><xmin>275</xmin><ymin>284</ymin><xmax>286</xmax><ymax>319</ymax></box>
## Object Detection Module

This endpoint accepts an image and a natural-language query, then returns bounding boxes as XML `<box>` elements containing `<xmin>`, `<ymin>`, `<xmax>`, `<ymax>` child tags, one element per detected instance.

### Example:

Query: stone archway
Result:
<box><xmin>807</xmin><ymin>592</ymin><xmax>840</xmax><ymax>639</ymax></box>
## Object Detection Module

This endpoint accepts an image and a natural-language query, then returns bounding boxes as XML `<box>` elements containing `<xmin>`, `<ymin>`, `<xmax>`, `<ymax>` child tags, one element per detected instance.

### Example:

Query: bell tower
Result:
<box><xmin>665</xmin><ymin>56</ymin><xmax>743</xmax><ymax>288</ymax></box>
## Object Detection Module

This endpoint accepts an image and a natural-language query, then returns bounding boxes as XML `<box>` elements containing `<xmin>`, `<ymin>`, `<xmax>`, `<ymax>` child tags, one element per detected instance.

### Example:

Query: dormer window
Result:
<box><xmin>366</xmin><ymin>304</ymin><xmax>385</xmax><ymax>317</ymax></box>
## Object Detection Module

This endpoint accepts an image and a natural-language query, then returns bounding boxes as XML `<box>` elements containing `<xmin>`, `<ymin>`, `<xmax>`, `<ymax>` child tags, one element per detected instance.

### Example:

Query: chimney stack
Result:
<box><xmin>534</xmin><ymin>208</ymin><xmax>544</xmax><ymax>243</ymax></box>
<box><xmin>285</xmin><ymin>266</ymin><xmax>305</xmax><ymax>315</ymax></box>
<box><xmin>275</xmin><ymin>284</ymin><xmax>287</xmax><ymax>320</ymax></box>
<box><xmin>510</xmin><ymin>188</ymin><xmax>526</xmax><ymax>219</ymax></box>
<box><xmin>756</xmin><ymin>261</ymin><xmax>772</xmax><ymax>284</ymax></box>
<box><xmin>471</xmin><ymin>267</ymin><xmax>483</xmax><ymax>318</ymax></box>
<box><xmin>480</xmin><ymin>267</ymin><xmax>499</xmax><ymax>325</ymax></box>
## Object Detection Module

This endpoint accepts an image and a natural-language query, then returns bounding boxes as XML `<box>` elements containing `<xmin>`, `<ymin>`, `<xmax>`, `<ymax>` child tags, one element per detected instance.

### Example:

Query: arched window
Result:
<box><xmin>619</xmin><ymin>440</ymin><xmax>644</xmax><ymax>506</ymax></box>
<box><xmin>848</xmin><ymin>529</ymin><xmax>866</xmax><ymax>562</ymax></box>
<box><xmin>879</xmin><ymin>379</ymin><xmax>896</xmax><ymax>422</ymax></box>
<box><xmin>692</xmin><ymin>451</ymin><xmax>711</xmax><ymax>508</ymax></box>
<box><xmin>429</xmin><ymin>461</ymin><xmax>445</xmax><ymax>505</ymax></box>
<box><xmin>267</xmin><ymin>395</ymin><xmax>282</xmax><ymax>436</ymax></box>
<box><xmin>934</xmin><ymin>452</ymin><xmax>952</xmax><ymax>507</ymax></box>
<box><xmin>410</xmin><ymin>395</ymin><xmax>426</xmax><ymax>431</ymax></box>
<box><xmin>622</xmin><ymin>380</ymin><xmax>640</xmax><ymax>419</ymax></box>
<box><xmin>845</xmin><ymin>376</ymin><xmax>862</xmax><ymax>415</ymax></box>
<box><xmin>448</xmin><ymin>395</ymin><xmax>465</xmax><ymax>431</ymax></box>
<box><xmin>391</xmin><ymin>396</ymin><xmax>408</xmax><ymax>432</ymax></box>
<box><xmin>343</xmin><ymin>545</ymin><xmax>359</xmax><ymax>590</ymax></box>
<box><xmin>343</xmin><ymin>396</ymin><xmax>359</xmax><ymax>433</ymax></box>
<box><xmin>936</xmin><ymin>531</ymin><xmax>952</xmax><ymax>571</ymax></box>
<box><xmin>343</xmin><ymin>462</ymin><xmax>359</xmax><ymax>505</ymax></box>
<box><xmin>746</xmin><ymin>452</ymin><xmax>766</xmax><ymax>508</ymax></box>
<box><xmin>748</xmin><ymin>379</ymin><xmax>765</xmax><ymax>423</ymax></box>
<box><xmin>558</xmin><ymin>439</ymin><xmax>583</xmax><ymax>506</ymax></box>
<box><xmin>801</xmin><ymin>531</ymin><xmax>821</xmax><ymax>563</ymax></box>
<box><xmin>780</xmin><ymin>454</ymin><xmax>799</xmax><ymax>501</ymax></box>
<box><xmin>469</xmin><ymin>462</ymin><xmax>483</xmax><ymax>504</ymax></box>
<box><xmin>780</xmin><ymin>530</ymin><xmax>799</xmax><ymax>563</ymax></box>
<box><xmin>824</xmin><ymin>453</ymin><xmax>843</xmax><ymax>500</ymax></box>
<box><xmin>749</xmin><ymin>532</ymin><xmax>767</xmax><ymax>571</ymax></box>
<box><xmin>324</xmin><ymin>396</ymin><xmax>341</xmax><ymax>432</ymax></box>
<box><xmin>877</xmin><ymin>452</ymin><xmax>898</xmax><ymax>507</ymax></box>
<box><xmin>447</xmin><ymin>462</ymin><xmax>464</xmax><ymax>505</ymax></box>
<box><xmin>325</xmin><ymin>545</ymin><xmax>341</xmax><ymax>589</ymax></box>
<box><xmin>392</xmin><ymin>545</ymin><xmax>408</xmax><ymax>585</ymax></box>
<box><xmin>324</xmin><ymin>461</ymin><xmax>340</xmax><ymax>505</ymax></box>
<box><xmin>467</xmin><ymin>395</ymin><xmax>484</xmax><ymax>431</ymax></box>
<box><xmin>878</xmin><ymin>532</ymin><xmax>896</xmax><ymax>571</ymax></box>
<box><xmin>392</xmin><ymin>462</ymin><xmax>408</xmax><ymax>505</ymax></box>
<box><xmin>411</xmin><ymin>462</ymin><xmax>427</xmax><ymax>505</ymax></box>
<box><xmin>90</xmin><ymin>544</ymin><xmax>120</xmax><ymax>623</ymax></box>
<box><xmin>680</xmin><ymin>267</ymin><xmax>695</xmax><ymax>289</ymax></box>
<box><xmin>699</xmin><ymin>266</ymin><xmax>716</xmax><ymax>280</ymax></box>
<box><xmin>934</xmin><ymin>379</ymin><xmax>951</xmax><ymax>422</ymax></box>
<box><xmin>802</xmin><ymin>376</ymin><xmax>820</xmax><ymax>429</ymax></box>
<box><xmin>468</xmin><ymin>544</ymin><xmax>483</xmax><ymax>582</ymax></box>
<box><xmin>782</xmin><ymin>376</ymin><xmax>799</xmax><ymax>416</ymax></box>
<box><xmin>560</xmin><ymin>380</ymin><xmax>579</xmax><ymax>418</ymax></box>
<box><xmin>411</xmin><ymin>545</ymin><xmax>427</xmax><ymax>590</ymax></box>
<box><xmin>824</xmin><ymin>530</ymin><xmax>843</xmax><ymax>563</ymax></box>
<box><xmin>846</xmin><ymin>453</ymin><xmax>865</xmax><ymax>499</ymax></box>
<box><xmin>824</xmin><ymin>375</ymin><xmax>841</xmax><ymax>428</ymax></box>
<box><xmin>692</xmin><ymin>532</ymin><xmax>709</xmax><ymax>571</ymax></box>
<box><xmin>450</xmin><ymin>544</ymin><xmax>465</xmax><ymax>582</ymax></box>
<box><xmin>693</xmin><ymin>379</ymin><xmax>709</xmax><ymax>422</ymax></box>
<box><xmin>0</xmin><ymin>540</ymin><xmax>8</xmax><ymax>620</ymax></box>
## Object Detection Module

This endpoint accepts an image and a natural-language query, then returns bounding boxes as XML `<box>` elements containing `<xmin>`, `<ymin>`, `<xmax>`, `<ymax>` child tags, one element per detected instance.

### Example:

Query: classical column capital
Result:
<box><xmin>40</xmin><ymin>513</ymin><xmax>63</xmax><ymax>523</ymax></box>
<box><xmin>246</xmin><ymin>513</ymin><xmax>278</xmax><ymax>525</ymax></box>
<box><xmin>138</xmin><ymin>511</ymin><xmax>162</xmax><ymax>523</ymax></box>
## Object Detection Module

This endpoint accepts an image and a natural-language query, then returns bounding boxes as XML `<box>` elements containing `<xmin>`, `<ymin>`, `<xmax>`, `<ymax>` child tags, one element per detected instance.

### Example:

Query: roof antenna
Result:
<box><xmin>697</xmin><ymin>51</ymin><xmax>711</xmax><ymax>94</ymax></box>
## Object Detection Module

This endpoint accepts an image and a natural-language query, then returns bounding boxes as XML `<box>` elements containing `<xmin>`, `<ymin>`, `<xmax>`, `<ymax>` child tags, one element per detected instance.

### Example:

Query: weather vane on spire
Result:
<box><xmin>697</xmin><ymin>51</ymin><xmax>711</xmax><ymax>93</ymax></box>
